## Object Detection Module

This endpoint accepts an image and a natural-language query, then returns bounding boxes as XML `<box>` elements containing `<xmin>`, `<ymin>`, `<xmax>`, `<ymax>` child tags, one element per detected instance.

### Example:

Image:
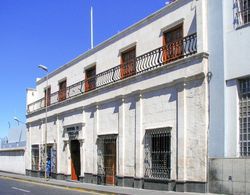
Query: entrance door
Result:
<box><xmin>70</xmin><ymin>140</ymin><xmax>80</xmax><ymax>181</ymax></box>
<box><xmin>104</xmin><ymin>142</ymin><xmax>116</xmax><ymax>185</ymax></box>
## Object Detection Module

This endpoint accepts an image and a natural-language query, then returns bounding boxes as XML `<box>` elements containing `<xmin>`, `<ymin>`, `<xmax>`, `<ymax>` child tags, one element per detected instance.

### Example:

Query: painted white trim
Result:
<box><xmin>58</xmin><ymin>77</ymin><xmax>67</xmax><ymax>84</ymax></box>
<box><xmin>160</xmin><ymin>18</ymin><xmax>185</xmax><ymax>35</ymax></box>
<box><xmin>118</xmin><ymin>42</ymin><xmax>137</xmax><ymax>56</ymax></box>
<box><xmin>84</xmin><ymin>62</ymin><xmax>96</xmax><ymax>71</ymax></box>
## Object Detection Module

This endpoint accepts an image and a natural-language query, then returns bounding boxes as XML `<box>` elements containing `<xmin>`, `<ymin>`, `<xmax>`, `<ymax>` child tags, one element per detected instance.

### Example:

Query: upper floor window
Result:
<box><xmin>85</xmin><ymin>66</ymin><xmax>96</xmax><ymax>92</ymax></box>
<box><xmin>44</xmin><ymin>87</ymin><xmax>51</xmax><ymax>106</ymax></box>
<box><xmin>163</xmin><ymin>24</ymin><xmax>183</xmax><ymax>63</ymax></box>
<box><xmin>59</xmin><ymin>80</ymin><xmax>67</xmax><ymax>102</ymax></box>
<box><xmin>120</xmin><ymin>47</ymin><xmax>136</xmax><ymax>79</ymax></box>
<box><xmin>234</xmin><ymin>0</ymin><xmax>250</xmax><ymax>27</ymax></box>
<box><xmin>239</xmin><ymin>78</ymin><xmax>250</xmax><ymax>157</ymax></box>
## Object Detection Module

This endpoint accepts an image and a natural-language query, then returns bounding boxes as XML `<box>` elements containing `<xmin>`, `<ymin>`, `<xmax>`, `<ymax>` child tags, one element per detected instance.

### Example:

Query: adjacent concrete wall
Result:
<box><xmin>207</xmin><ymin>0</ymin><xmax>225</xmax><ymax>158</ymax></box>
<box><xmin>0</xmin><ymin>149</ymin><xmax>25</xmax><ymax>174</ymax></box>
<box><xmin>209</xmin><ymin>158</ymin><xmax>250</xmax><ymax>194</ymax></box>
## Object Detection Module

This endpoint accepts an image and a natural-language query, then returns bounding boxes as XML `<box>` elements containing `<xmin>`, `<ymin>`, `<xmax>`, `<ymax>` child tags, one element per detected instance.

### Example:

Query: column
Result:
<box><xmin>65</xmin><ymin>140</ymin><xmax>71</xmax><ymax>176</ymax></box>
<box><xmin>118</xmin><ymin>97</ymin><xmax>125</xmax><ymax>177</ymax></box>
<box><xmin>26</xmin><ymin>123</ymin><xmax>32</xmax><ymax>172</ymax></box>
<box><xmin>56</xmin><ymin>115</ymin><xmax>61</xmax><ymax>174</ymax></box>
<box><xmin>79</xmin><ymin>139</ymin><xmax>85</xmax><ymax>178</ymax></box>
<box><xmin>135</xmin><ymin>93</ymin><xmax>144</xmax><ymax>187</ymax></box>
<box><xmin>93</xmin><ymin>105</ymin><xmax>99</xmax><ymax>176</ymax></box>
<box><xmin>176</xmin><ymin>82</ymin><xmax>186</xmax><ymax>182</ymax></box>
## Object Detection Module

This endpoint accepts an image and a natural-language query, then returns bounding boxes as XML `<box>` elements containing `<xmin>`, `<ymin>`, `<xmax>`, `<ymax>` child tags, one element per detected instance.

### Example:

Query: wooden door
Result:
<box><xmin>59</xmin><ymin>80</ymin><xmax>67</xmax><ymax>101</ymax></box>
<box><xmin>120</xmin><ymin>47</ymin><xmax>136</xmax><ymax>79</ymax></box>
<box><xmin>45</xmin><ymin>87</ymin><xmax>51</xmax><ymax>106</ymax></box>
<box><xmin>70</xmin><ymin>140</ymin><xmax>80</xmax><ymax>181</ymax></box>
<box><xmin>163</xmin><ymin>25</ymin><xmax>183</xmax><ymax>63</ymax></box>
<box><xmin>85</xmin><ymin>66</ymin><xmax>96</xmax><ymax>92</ymax></box>
<box><xmin>104</xmin><ymin>142</ymin><xmax>116</xmax><ymax>185</ymax></box>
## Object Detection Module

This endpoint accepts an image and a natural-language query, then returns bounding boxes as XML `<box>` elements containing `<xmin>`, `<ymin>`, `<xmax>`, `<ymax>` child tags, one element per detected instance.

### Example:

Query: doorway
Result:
<box><xmin>70</xmin><ymin>140</ymin><xmax>80</xmax><ymax>181</ymax></box>
<box><xmin>103</xmin><ymin>139</ymin><xmax>116</xmax><ymax>185</ymax></box>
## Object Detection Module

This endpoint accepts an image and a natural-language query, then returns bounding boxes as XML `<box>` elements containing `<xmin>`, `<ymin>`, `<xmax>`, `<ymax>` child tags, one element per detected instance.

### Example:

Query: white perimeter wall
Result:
<box><xmin>0</xmin><ymin>150</ymin><xmax>25</xmax><ymax>175</ymax></box>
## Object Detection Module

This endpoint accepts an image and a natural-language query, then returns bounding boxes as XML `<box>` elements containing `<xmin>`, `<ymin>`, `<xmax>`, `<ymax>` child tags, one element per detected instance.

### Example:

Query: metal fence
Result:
<box><xmin>1</xmin><ymin>141</ymin><xmax>26</xmax><ymax>149</ymax></box>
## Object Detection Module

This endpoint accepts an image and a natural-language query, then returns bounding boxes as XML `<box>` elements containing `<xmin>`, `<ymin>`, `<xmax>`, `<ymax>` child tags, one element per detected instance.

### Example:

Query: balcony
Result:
<box><xmin>27</xmin><ymin>33</ymin><xmax>197</xmax><ymax>114</ymax></box>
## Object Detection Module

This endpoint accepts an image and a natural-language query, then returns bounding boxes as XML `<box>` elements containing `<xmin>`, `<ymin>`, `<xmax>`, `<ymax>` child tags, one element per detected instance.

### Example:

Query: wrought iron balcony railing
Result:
<box><xmin>27</xmin><ymin>33</ymin><xmax>197</xmax><ymax>113</ymax></box>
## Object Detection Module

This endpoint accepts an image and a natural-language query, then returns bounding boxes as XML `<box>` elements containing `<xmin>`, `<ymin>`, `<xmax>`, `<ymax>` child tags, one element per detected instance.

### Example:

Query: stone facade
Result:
<box><xmin>26</xmin><ymin>0</ymin><xmax>209</xmax><ymax>193</ymax></box>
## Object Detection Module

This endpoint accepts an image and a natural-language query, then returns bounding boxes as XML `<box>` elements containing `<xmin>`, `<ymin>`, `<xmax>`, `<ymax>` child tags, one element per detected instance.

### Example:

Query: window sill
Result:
<box><xmin>235</xmin><ymin>22</ymin><xmax>250</xmax><ymax>30</ymax></box>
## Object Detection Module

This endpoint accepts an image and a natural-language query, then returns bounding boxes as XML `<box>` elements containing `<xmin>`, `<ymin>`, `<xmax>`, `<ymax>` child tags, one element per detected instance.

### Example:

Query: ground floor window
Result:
<box><xmin>144</xmin><ymin>128</ymin><xmax>171</xmax><ymax>179</ymax></box>
<box><xmin>239</xmin><ymin>78</ymin><xmax>250</xmax><ymax>156</ymax></box>
<box><xmin>31</xmin><ymin>145</ymin><xmax>39</xmax><ymax>171</ymax></box>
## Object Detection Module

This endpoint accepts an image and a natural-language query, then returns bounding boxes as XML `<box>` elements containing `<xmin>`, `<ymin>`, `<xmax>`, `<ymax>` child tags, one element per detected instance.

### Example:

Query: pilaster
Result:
<box><xmin>135</xmin><ymin>93</ymin><xmax>144</xmax><ymax>179</ymax></box>
<box><xmin>176</xmin><ymin>82</ymin><xmax>186</xmax><ymax>182</ymax></box>
<box><xmin>79</xmin><ymin>139</ymin><xmax>85</xmax><ymax>177</ymax></box>
<box><xmin>118</xmin><ymin>97</ymin><xmax>125</xmax><ymax>177</ymax></box>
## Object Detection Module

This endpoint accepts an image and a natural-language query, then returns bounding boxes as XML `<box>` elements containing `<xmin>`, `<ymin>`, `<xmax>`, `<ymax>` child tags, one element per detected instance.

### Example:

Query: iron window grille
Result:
<box><xmin>239</xmin><ymin>78</ymin><xmax>250</xmax><ymax>156</ymax></box>
<box><xmin>234</xmin><ymin>0</ymin><xmax>250</xmax><ymax>27</ymax></box>
<box><xmin>31</xmin><ymin>145</ymin><xmax>39</xmax><ymax>171</ymax></box>
<box><xmin>38</xmin><ymin>144</ymin><xmax>57</xmax><ymax>172</ymax></box>
<box><xmin>144</xmin><ymin>128</ymin><xmax>171</xmax><ymax>179</ymax></box>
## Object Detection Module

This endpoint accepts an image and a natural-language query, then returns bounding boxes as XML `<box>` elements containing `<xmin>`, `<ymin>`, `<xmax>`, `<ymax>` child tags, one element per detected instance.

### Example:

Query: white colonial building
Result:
<box><xmin>26</xmin><ymin>0</ymin><xmax>210</xmax><ymax>193</ymax></box>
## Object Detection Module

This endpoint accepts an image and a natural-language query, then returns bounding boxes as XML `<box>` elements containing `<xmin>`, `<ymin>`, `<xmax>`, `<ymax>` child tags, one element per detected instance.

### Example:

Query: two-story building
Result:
<box><xmin>26</xmin><ymin>0</ymin><xmax>209</xmax><ymax>193</ymax></box>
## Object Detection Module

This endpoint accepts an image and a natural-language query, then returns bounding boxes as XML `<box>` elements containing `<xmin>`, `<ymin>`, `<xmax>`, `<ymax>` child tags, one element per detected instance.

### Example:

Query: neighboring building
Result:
<box><xmin>0</xmin><ymin>125</ymin><xmax>26</xmax><ymax>174</ymax></box>
<box><xmin>207</xmin><ymin>0</ymin><xmax>250</xmax><ymax>194</ymax></box>
<box><xmin>26</xmin><ymin>0</ymin><xmax>208</xmax><ymax>193</ymax></box>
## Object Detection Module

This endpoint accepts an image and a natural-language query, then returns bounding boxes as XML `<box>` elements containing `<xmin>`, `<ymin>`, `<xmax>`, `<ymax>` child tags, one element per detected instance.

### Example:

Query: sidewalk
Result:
<box><xmin>0</xmin><ymin>171</ymin><xmax>214</xmax><ymax>195</ymax></box>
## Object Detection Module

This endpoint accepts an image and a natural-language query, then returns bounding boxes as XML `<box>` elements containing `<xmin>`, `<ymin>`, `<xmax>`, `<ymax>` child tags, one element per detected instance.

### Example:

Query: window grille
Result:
<box><xmin>31</xmin><ymin>145</ymin><xmax>39</xmax><ymax>171</ymax></box>
<box><xmin>239</xmin><ymin>78</ymin><xmax>250</xmax><ymax>156</ymax></box>
<box><xmin>144</xmin><ymin>128</ymin><xmax>171</xmax><ymax>179</ymax></box>
<box><xmin>234</xmin><ymin>0</ymin><xmax>250</xmax><ymax>27</ymax></box>
<box><xmin>51</xmin><ymin>144</ymin><xmax>57</xmax><ymax>173</ymax></box>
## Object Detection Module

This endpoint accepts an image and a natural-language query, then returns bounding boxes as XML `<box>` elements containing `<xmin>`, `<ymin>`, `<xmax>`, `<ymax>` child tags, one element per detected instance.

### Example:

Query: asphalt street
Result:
<box><xmin>0</xmin><ymin>177</ymin><xmax>108</xmax><ymax>195</ymax></box>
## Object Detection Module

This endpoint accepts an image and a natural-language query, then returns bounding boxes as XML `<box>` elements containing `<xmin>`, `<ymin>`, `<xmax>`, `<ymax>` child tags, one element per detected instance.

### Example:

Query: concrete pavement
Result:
<box><xmin>0</xmin><ymin>172</ymin><xmax>216</xmax><ymax>195</ymax></box>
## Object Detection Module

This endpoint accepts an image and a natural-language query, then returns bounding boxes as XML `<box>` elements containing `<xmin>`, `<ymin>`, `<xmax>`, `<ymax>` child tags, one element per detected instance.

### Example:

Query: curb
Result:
<box><xmin>0</xmin><ymin>174</ymin><xmax>122</xmax><ymax>195</ymax></box>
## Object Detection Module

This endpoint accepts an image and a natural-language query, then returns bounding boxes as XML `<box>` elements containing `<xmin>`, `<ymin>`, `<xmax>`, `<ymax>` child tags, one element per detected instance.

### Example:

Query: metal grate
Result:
<box><xmin>234</xmin><ymin>0</ymin><xmax>250</xmax><ymax>27</ymax></box>
<box><xmin>144</xmin><ymin>128</ymin><xmax>171</xmax><ymax>179</ymax></box>
<box><xmin>97</xmin><ymin>135</ymin><xmax>117</xmax><ymax>185</ymax></box>
<box><xmin>239</xmin><ymin>78</ymin><xmax>250</xmax><ymax>156</ymax></box>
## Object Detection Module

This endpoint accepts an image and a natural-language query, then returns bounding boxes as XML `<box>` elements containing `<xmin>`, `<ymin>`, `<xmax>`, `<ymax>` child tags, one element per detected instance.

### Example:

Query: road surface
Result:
<box><xmin>0</xmin><ymin>176</ymin><xmax>109</xmax><ymax>195</ymax></box>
